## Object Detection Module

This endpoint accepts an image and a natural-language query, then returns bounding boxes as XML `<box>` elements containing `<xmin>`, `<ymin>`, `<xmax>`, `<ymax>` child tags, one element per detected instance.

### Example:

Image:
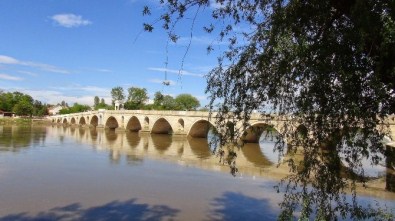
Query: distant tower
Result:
<box><xmin>114</xmin><ymin>100</ymin><xmax>124</xmax><ymax>110</ymax></box>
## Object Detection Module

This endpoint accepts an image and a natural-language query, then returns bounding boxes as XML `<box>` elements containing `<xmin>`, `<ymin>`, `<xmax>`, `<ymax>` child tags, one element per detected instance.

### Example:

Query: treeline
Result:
<box><xmin>0</xmin><ymin>91</ymin><xmax>48</xmax><ymax>116</ymax></box>
<box><xmin>110</xmin><ymin>87</ymin><xmax>202</xmax><ymax>111</ymax></box>
<box><xmin>0</xmin><ymin>87</ymin><xmax>204</xmax><ymax>116</ymax></box>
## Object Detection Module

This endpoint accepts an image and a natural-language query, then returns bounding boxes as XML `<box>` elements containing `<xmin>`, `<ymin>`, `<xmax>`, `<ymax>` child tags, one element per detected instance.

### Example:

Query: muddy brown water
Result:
<box><xmin>0</xmin><ymin>125</ymin><xmax>394</xmax><ymax>220</ymax></box>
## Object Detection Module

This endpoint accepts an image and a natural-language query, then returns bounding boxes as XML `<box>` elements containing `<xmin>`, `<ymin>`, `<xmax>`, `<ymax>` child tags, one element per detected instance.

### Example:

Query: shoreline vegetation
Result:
<box><xmin>0</xmin><ymin>117</ymin><xmax>51</xmax><ymax>126</ymax></box>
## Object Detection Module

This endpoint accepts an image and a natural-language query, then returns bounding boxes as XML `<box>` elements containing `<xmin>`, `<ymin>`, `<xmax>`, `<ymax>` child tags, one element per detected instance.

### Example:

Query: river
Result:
<box><xmin>0</xmin><ymin>125</ymin><xmax>394</xmax><ymax>220</ymax></box>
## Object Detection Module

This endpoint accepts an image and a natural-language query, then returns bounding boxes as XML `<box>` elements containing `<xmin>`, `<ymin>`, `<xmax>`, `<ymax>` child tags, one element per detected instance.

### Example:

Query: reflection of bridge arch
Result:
<box><xmin>151</xmin><ymin>134</ymin><xmax>172</xmax><ymax>153</ymax></box>
<box><xmin>126</xmin><ymin>132</ymin><xmax>140</xmax><ymax>148</ymax></box>
<box><xmin>105</xmin><ymin>116</ymin><xmax>119</xmax><ymax>129</ymax></box>
<box><xmin>152</xmin><ymin>118</ymin><xmax>173</xmax><ymax>134</ymax></box>
<box><xmin>242</xmin><ymin>143</ymin><xmax>273</xmax><ymax>167</ymax></box>
<box><xmin>79</xmin><ymin>117</ymin><xmax>86</xmax><ymax>125</ymax></box>
<box><xmin>188</xmin><ymin>120</ymin><xmax>215</xmax><ymax>138</ymax></box>
<box><xmin>90</xmin><ymin>115</ymin><xmax>99</xmax><ymax>127</ymax></box>
<box><xmin>187</xmin><ymin>137</ymin><xmax>212</xmax><ymax>159</ymax></box>
<box><xmin>126</xmin><ymin>116</ymin><xmax>142</xmax><ymax>132</ymax></box>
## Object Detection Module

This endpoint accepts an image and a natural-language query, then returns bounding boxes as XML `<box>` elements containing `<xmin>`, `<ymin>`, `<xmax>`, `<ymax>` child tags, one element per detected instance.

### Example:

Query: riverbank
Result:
<box><xmin>0</xmin><ymin>117</ymin><xmax>50</xmax><ymax>126</ymax></box>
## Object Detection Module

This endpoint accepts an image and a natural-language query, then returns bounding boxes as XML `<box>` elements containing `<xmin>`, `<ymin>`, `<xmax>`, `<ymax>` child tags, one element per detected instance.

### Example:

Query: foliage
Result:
<box><xmin>162</xmin><ymin>95</ymin><xmax>178</xmax><ymax>110</ymax></box>
<box><xmin>153</xmin><ymin>91</ymin><xmax>165</xmax><ymax>109</ymax></box>
<box><xmin>94</xmin><ymin>96</ymin><xmax>100</xmax><ymax>107</ymax></box>
<box><xmin>143</xmin><ymin>0</ymin><xmax>395</xmax><ymax>220</ymax></box>
<box><xmin>0</xmin><ymin>91</ymin><xmax>47</xmax><ymax>117</ymax></box>
<box><xmin>32</xmin><ymin>100</ymin><xmax>49</xmax><ymax>117</ymax></box>
<box><xmin>13</xmin><ymin>98</ymin><xmax>34</xmax><ymax>116</ymax></box>
<box><xmin>59</xmin><ymin>103</ymin><xmax>91</xmax><ymax>114</ymax></box>
<box><xmin>125</xmin><ymin>87</ymin><xmax>149</xmax><ymax>110</ymax></box>
<box><xmin>174</xmin><ymin>93</ymin><xmax>200</xmax><ymax>110</ymax></box>
<box><xmin>111</xmin><ymin>86</ymin><xmax>125</xmax><ymax>104</ymax></box>
<box><xmin>94</xmin><ymin>97</ymin><xmax>111</xmax><ymax>110</ymax></box>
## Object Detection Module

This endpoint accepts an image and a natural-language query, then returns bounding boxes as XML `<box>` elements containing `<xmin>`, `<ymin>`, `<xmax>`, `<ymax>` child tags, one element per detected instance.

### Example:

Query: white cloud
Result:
<box><xmin>148</xmin><ymin>67</ymin><xmax>204</xmax><ymax>77</ymax></box>
<box><xmin>20</xmin><ymin>89</ymin><xmax>111</xmax><ymax>106</ymax></box>
<box><xmin>18</xmin><ymin>71</ymin><xmax>38</xmax><ymax>77</ymax></box>
<box><xmin>51</xmin><ymin>13</ymin><xmax>92</xmax><ymax>28</ymax></box>
<box><xmin>0</xmin><ymin>73</ymin><xmax>23</xmax><ymax>81</ymax></box>
<box><xmin>0</xmin><ymin>55</ymin><xmax>19</xmax><ymax>64</ymax></box>
<box><xmin>51</xmin><ymin>85</ymin><xmax>110</xmax><ymax>96</ymax></box>
<box><xmin>0</xmin><ymin>54</ymin><xmax>70</xmax><ymax>74</ymax></box>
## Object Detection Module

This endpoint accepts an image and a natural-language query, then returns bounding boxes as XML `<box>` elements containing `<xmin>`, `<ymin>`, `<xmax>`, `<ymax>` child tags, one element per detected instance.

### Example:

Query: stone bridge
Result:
<box><xmin>48</xmin><ymin>110</ymin><xmax>395</xmax><ymax>145</ymax></box>
<box><xmin>48</xmin><ymin>110</ymin><xmax>292</xmax><ymax>142</ymax></box>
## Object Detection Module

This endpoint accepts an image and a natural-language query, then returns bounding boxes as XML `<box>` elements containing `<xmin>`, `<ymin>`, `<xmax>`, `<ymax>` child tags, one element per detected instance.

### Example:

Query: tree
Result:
<box><xmin>153</xmin><ymin>91</ymin><xmax>165</xmax><ymax>109</ymax></box>
<box><xmin>111</xmin><ymin>86</ymin><xmax>125</xmax><ymax>105</ymax></box>
<box><xmin>174</xmin><ymin>94</ymin><xmax>200</xmax><ymax>110</ymax></box>
<box><xmin>32</xmin><ymin>100</ymin><xmax>48</xmax><ymax>117</ymax></box>
<box><xmin>94</xmin><ymin>96</ymin><xmax>100</xmax><ymax>107</ymax></box>
<box><xmin>144</xmin><ymin>1</ymin><xmax>395</xmax><ymax>220</ymax></box>
<box><xmin>162</xmin><ymin>95</ymin><xmax>177</xmax><ymax>110</ymax></box>
<box><xmin>125</xmin><ymin>87</ymin><xmax>149</xmax><ymax>110</ymax></box>
<box><xmin>13</xmin><ymin>98</ymin><xmax>33</xmax><ymax>116</ymax></box>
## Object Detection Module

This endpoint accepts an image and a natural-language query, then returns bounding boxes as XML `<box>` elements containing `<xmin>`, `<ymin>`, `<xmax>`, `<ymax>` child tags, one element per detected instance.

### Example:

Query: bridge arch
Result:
<box><xmin>178</xmin><ymin>118</ymin><xmax>185</xmax><ymax>132</ymax></box>
<box><xmin>151</xmin><ymin>118</ymin><xmax>173</xmax><ymax>134</ymax></box>
<box><xmin>143</xmin><ymin>117</ymin><xmax>150</xmax><ymax>130</ymax></box>
<box><xmin>57</xmin><ymin>118</ymin><xmax>61</xmax><ymax>123</ymax></box>
<box><xmin>105</xmin><ymin>116</ymin><xmax>119</xmax><ymax>129</ymax></box>
<box><xmin>62</xmin><ymin>118</ymin><xmax>68</xmax><ymax>124</ymax></box>
<box><xmin>90</xmin><ymin>115</ymin><xmax>99</xmax><ymax>127</ymax></box>
<box><xmin>242</xmin><ymin>122</ymin><xmax>281</xmax><ymax>143</ymax></box>
<box><xmin>70</xmin><ymin>117</ymin><xmax>76</xmax><ymax>125</ymax></box>
<box><xmin>126</xmin><ymin>116</ymin><xmax>142</xmax><ymax>132</ymax></box>
<box><xmin>188</xmin><ymin>119</ymin><xmax>215</xmax><ymax>138</ymax></box>
<box><xmin>79</xmin><ymin>117</ymin><xmax>86</xmax><ymax>125</ymax></box>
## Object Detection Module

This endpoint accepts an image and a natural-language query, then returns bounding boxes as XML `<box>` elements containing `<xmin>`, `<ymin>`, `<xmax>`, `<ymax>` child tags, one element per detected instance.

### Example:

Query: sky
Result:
<box><xmin>0</xmin><ymin>0</ymin><xmax>224</xmax><ymax>107</ymax></box>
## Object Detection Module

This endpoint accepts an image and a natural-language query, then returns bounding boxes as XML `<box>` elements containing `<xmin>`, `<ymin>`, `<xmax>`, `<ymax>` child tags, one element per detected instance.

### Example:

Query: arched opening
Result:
<box><xmin>90</xmin><ymin>115</ymin><xmax>99</xmax><ymax>127</ymax></box>
<box><xmin>126</xmin><ymin>116</ymin><xmax>142</xmax><ymax>132</ymax></box>
<box><xmin>57</xmin><ymin>119</ymin><xmax>61</xmax><ymax>123</ymax></box>
<box><xmin>62</xmin><ymin>119</ymin><xmax>68</xmax><ymax>124</ymax></box>
<box><xmin>105</xmin><ymin>116</ymin><xmax>119</xmax><ymax>130</ymax></box>
<box><xmin>188</xmin><ymin>120</ymin><xmax>215</xmax><ymax>138</ymax></box>
<box><xmin>79</xmin><ymin>117</ymin><xmax>86</xmax><ymax>125</ymax></box>
<box><xmin>151</xmin><ymin>118</ymin><xmax>173</xmax><ymax>134</ymax></box>
<box><xmin>144</xmin><ymin>117</ymin><xmax>149</xmax><ymax>129</ymax></box>
<box><xmin>70</xmin><ymin>117</ymin><xmax>76</xmax><ymax>124</ymax></box>
<box><xmin>178</xmin><ymin>118</ymin><xmax>184</xmax><ymax>131</ymax></box>
<box><xmin>242</xmin><ymin>123</ymin><xmax>278</xmax><ymax>143</ymax></box>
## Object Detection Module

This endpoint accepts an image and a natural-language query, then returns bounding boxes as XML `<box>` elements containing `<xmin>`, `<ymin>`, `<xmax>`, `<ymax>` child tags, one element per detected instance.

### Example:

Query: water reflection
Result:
<box><xmin>45</xmin><ymin>126</ymin><xmax>278</xmax><ymax>177</ymax></box>
<box><xmin>187</xmin><ymin>137</ymin><xmax>212</xmax><ymax>159</ymax></box>
<box><xmin>126</xmin><ymin>132</ymin><xmax>140</xmax><ymax>148</ymax></box>
<box><xmin>151</xmin><ymin>134</ymin><xmax>172</xmax><ymax>154</ymax></box>
<box><xmin>0</xmin><ymin>126</ymin><xmax>46</xmax><ymax>152</ymax></box>
<box><xmin>241</xmin><ymin>143</ymin><xmax>272</xmax><ymax>167</ymax></box>
<box><xmin>2</xmin><ymin>125</ymin><xmax>394</xmax><ymax>191</ymax></box>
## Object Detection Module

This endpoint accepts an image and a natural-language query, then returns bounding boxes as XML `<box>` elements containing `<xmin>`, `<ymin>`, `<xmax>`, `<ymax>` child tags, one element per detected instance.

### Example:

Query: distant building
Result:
<box><xmin>48</xmin><ymin>105</ymin><xmax>64</xmax><ymax>115</ymax></box>
<box><xmin>114</xmin><ymin>100</ymin><xmax>124</xmax><ymax>110</ymax></box>
<box><xmin>0</xmin><ymin>110</ymin><xmax>14</xmax><ymax>117</ymax></box>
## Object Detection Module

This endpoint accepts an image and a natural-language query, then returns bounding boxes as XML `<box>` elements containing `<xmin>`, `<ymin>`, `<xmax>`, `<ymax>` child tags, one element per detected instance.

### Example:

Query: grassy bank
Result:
<box><xmin>0</xmin><ymin>117</ymin><xmax>50</xmax><ymax>126</ymax></box>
